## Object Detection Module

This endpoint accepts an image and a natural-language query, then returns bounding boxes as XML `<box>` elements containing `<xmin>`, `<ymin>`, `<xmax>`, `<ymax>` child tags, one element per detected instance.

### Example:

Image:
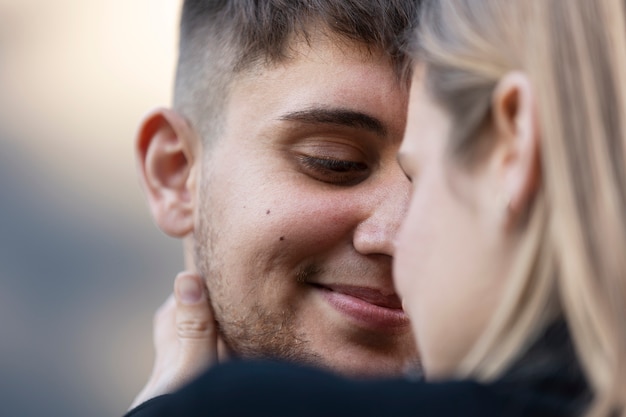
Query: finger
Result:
<box><xmin>129</xmin><ymin>293</ymin><xmax>177</xmax><ymax>410</ymax></box>
<box><xmin>174</xmin><ymin>272</ymin><xmax>218</xmax><ymax>369</ymax></box>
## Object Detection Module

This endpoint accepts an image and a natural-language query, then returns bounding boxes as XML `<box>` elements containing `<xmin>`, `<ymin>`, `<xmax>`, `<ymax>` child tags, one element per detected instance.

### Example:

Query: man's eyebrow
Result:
<box><xmin>278</xmin><ymin>107</ymin><xmax>387</xmax><ymax>137</ymax></box>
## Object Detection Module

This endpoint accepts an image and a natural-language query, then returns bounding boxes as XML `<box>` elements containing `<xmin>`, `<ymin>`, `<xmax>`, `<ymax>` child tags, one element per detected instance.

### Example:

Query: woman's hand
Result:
<box><xmin>129</xmin><ymin>272</ymin><xmax>227</xmax><ymax>410</ymax></box>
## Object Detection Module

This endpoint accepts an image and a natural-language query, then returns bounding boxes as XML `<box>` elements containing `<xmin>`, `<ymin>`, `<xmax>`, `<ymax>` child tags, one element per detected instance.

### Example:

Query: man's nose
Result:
<box><xmin>352</xmin><ymin>168</ymin><xmax>410</xmax><ymax>257</ymax></box>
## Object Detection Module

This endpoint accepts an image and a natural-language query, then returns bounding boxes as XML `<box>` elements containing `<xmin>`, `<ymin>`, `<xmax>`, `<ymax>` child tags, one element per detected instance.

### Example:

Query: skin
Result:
<box><xmin>193</xmin><ymin>35</ymin><xmax>417</xmax><ymax>376</ymax></box>
<box><xmin>131</xmin><ymin>64</ymin><xmax>540</xmax><ymax>410</ymax></box>
<box><xmin>395</xmin><ymin>67</ymin><xmax>540</xmax><ymax>379</ymax></box>
<box><xmin>138</xmin><ymin>31</ymin><xmax>418</xmax><ymax>380</ymax></box>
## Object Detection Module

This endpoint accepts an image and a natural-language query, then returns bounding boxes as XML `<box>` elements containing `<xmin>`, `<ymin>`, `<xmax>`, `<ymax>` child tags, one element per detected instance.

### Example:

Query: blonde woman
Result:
<box><xmin>397</xmin><ymin>1</ymin><xmax>625</xmax><ymax>415</ymax></box>
<box><xmin>126</xmin><ymin>0</ymin><xmax>623</xmax><ymax>416</ymax></box>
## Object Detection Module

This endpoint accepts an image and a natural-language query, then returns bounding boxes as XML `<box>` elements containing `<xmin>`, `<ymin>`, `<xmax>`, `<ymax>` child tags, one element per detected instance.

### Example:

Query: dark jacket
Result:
<box><xmin>125</xmin><ymin>322</ymin><xmax>589</xmax><ymax>417</ymax></box>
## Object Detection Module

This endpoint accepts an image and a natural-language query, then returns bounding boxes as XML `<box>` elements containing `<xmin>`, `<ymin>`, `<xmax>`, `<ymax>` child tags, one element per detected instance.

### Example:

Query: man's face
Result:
<box><xmin>193</xmin><ymin>34</ymin><xmax>418</xmax><ymax>377</ymax></box>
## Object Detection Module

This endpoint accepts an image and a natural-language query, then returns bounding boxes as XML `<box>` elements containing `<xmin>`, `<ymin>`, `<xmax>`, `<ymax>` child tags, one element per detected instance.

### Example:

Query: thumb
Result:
<box><xmin>174</xmin><ymin>272</ymin><xmax>218</xmax><ymax>371</ymax></box>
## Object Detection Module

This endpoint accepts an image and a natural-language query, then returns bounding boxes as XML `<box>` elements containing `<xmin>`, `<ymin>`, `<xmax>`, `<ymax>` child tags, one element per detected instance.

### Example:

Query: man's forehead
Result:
<box><xmin>207</xmin><ymin>25</ymin><xmax>407</xmax><ymax>148</ymax></box>
<box><xmin>235</xmin><ymin>25</ymin><xmax>394</xmax><ymax>81</ymax></box>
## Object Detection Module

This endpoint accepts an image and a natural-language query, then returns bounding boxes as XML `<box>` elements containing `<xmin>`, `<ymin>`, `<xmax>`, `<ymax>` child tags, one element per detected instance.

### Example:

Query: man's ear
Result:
<box><xmin>489</xmin><ymin>71</ymin><xmax>541</xmax><ymax>229</ymax></box>
<box><xmin>136</xmin><ymin>108</ymin><xmax>198</xmax><ymax>237</ymax></box>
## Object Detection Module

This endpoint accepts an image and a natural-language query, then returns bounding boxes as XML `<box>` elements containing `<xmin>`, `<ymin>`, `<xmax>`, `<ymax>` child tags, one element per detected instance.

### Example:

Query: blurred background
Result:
<box><xmin>0</xmin><ymin>1</ymin><xmax>184</xmax><ymax>416</ymax></box>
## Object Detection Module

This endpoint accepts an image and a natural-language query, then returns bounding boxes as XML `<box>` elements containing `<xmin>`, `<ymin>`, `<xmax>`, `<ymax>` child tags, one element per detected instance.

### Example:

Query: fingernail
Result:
<box><xmin>178</xmin><ymin>275</ymin><xmax>202</xmax><ymax>304</ymax></box>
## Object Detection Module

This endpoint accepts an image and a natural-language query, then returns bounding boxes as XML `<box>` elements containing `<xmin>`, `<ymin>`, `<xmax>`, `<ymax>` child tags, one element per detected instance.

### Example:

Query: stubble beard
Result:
<box><xmin>193</xmin><ymin>183</ymin><xmax>323</xmax><ymax>368</ymax></box>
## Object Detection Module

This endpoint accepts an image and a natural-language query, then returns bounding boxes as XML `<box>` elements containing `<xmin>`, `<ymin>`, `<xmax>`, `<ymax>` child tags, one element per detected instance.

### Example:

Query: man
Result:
<box><xmin>133</xmin><ymin>0</ymin><xmax>419</xmax><ymax>403</ymax></box>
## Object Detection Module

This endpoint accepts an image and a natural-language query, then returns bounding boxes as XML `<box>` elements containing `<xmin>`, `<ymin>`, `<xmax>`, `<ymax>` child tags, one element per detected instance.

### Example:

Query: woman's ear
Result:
<box><xmin>136</xmin><ymin>108</ymin><xmax>199</xmax><ymax>237</ymax></box>
<box><xmin>490</xmin><ymin>71</ymin><xmax>541</xmax><ymax>229</ymax></box>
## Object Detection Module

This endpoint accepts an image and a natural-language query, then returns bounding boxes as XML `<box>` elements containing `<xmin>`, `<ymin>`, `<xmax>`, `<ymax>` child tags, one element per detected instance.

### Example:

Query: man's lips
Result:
<box><xmin>318</xmin><ymin>284</ymin><xmax>403</xmax><ymax>309</ymax></box>
<box><xmin>312</xmin><ymin>284</ymin><xmax>409</xmax><ymax>331</ymax></box>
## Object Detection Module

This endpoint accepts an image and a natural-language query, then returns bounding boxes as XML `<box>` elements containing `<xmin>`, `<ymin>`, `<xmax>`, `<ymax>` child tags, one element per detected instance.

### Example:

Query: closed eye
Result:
<box><xmin>298</xmin><ymin>155</ymin><xmax>369</xmax><ymax>185</ymax></box>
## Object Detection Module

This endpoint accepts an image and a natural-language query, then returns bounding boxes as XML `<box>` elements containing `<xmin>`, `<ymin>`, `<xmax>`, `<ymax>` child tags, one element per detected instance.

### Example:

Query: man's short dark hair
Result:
<box><xmin>174</xmin><ymin>0</ymin><xmax>419</xmax><ymax>144</ymax></box>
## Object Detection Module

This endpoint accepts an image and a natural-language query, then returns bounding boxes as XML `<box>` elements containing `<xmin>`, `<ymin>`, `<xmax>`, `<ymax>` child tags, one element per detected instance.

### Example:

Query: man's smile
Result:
<box><xmin>311</xmin><ymin>283</ymin><xmax>410</xmax><ymax>332</ymax></box>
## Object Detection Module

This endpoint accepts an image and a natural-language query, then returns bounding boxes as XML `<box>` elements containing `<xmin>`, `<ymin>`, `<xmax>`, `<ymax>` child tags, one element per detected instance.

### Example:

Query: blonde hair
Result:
<box><xmin>414</xmin><ymin>1</ymin><xmax>626</xmax><ymax>415</ymax></box>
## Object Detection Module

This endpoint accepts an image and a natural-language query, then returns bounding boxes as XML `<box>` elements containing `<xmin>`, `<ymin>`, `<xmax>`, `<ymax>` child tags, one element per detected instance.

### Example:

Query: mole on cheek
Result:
<box><xmin>266</xmin><ymin>209</ymin><xmax>271</xmax><ymax>215</ymax></box>
<box><xmin>279</xmin><ymin>236</ymin><xmax>285</xmax><ymax>241</ymax></box>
